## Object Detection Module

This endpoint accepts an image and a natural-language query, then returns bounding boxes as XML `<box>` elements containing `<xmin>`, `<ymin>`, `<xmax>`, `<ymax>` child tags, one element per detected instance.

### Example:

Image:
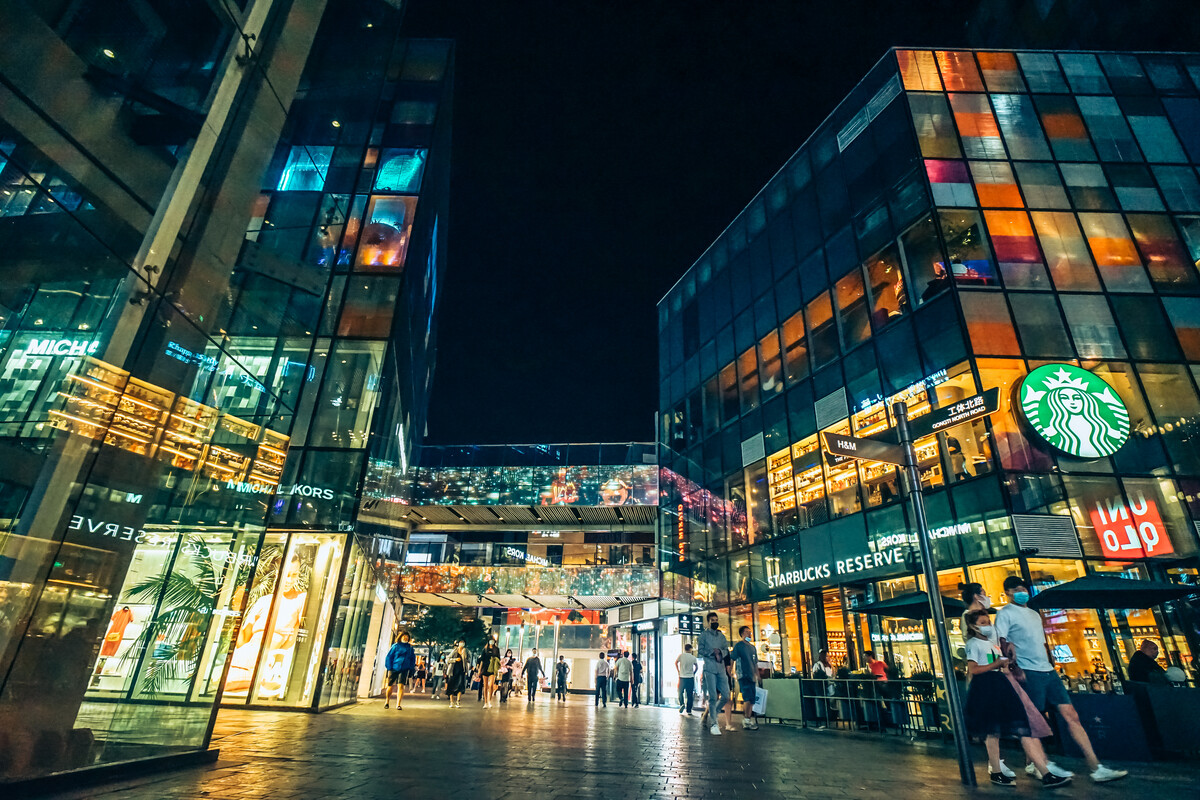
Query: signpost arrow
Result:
<box><xmin>909</xmin><ymin>387</ymin><xmax>1000</xmax><ymax>440</ymax></box>
<box><xmin>821</xmin><ymin>430</ymin><xmax>904</xmax><ymax>465</ymax></box>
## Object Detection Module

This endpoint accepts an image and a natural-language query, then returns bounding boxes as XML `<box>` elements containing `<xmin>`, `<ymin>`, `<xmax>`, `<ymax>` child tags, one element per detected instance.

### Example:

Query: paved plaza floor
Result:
<box><xmin>41</xmin><ymin>692</ymin><xmax>1193</xmax><ymax>799</ymax></box>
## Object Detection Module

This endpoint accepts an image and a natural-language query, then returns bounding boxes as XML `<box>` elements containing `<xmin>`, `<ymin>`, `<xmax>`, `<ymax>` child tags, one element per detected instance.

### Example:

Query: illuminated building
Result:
<box><xmin>658</xmin><ymin>49</ymin><xmax>1200</xmax><ymax>697</ymax></box>
<box><xmin>0</xmin><ymin>0</ymin><xmax>448</xmax><ymax>785</ymax></box>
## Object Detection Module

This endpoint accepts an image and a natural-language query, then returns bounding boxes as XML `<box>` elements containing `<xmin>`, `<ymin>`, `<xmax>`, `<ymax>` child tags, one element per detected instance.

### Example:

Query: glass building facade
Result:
<box><xmin>0</xmin><ymin>0</ymin><xmax>448</xmax><ymax>784</ymax></box>
<box><xmin>658</xmin><ymin>49</ymin><xmax>1200</xmax><ymax>691</ymax></box>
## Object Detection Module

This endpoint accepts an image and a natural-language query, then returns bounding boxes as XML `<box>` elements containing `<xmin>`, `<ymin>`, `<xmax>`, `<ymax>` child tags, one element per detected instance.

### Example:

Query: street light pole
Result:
<box><xmin>893</xmin><ymin>400</ymin><xmax>975</xmax><ymax>787</ymax></box>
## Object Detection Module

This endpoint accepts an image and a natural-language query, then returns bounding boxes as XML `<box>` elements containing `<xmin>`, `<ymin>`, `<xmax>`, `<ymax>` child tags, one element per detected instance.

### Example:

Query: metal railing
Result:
<box><xmin>794</xmin><ymin>677</ymin><xmax>948</xmax><ymax>739</ymax></box>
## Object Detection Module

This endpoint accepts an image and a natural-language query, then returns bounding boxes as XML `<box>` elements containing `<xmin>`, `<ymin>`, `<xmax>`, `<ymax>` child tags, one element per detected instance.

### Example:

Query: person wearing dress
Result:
<box><xmin>446</xmin><ymin>641</ymin><xmax>468</xmax><ymax>708</ymax></box>
<box><xmin>498</xmin><ymin>649</ymin><xmax>516</xmax><ymax>703</ymax></box>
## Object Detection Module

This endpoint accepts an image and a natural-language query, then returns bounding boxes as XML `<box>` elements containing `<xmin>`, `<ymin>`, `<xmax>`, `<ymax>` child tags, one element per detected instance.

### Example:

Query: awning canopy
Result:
<box><xmin>1028</xmin><ymin>575</ymin><xmax>1199</xmax><ymax>610</ymax></box>
<box><xmin>853</xmin><ymin>591</ymin><xmax>968</xmax><ymax>620</ymax></box>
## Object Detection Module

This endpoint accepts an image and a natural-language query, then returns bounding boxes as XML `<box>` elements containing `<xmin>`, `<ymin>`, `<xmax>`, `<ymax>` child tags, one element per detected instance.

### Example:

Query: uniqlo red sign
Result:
<box><xmin>1089</xmin><ymin>492</ymin><xmax>1175</xmax><ymax>559</ymax></box>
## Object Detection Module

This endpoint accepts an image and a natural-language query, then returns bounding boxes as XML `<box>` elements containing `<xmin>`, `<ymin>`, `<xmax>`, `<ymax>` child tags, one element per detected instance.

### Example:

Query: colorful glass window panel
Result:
<box><xmin>373</xmin><ymin>149</ymin><xmax>427</xmax><ymax>193</ymax></box>
<box><xmin>1107</xmin><ymin>164</ymin><xmax>1164</xmax><ymax>211</ymax></box>
<box><xmin>936</xmin><ymin>51</ymin><xmax>984</xmax><ymax>91</ymax></box>
<box><xmin>1031</xmin><ymin>211</ymin><xmax>1101</xmax><ymax>291</ymax></box>
<box><xmin>990</xmin><ymin>93</ymin><xmax>1050</xmax><ymax>160</ymax></box>
<box><xmin>1037</xmin><ymin>97</ymin><xmax>1098</xmax><ymax>162</ymax></box>
<box><xmin>1076</xmin><ymin>96</ymin><xmax>1141</xmax><ymax>162</ymax></box>
<box><xmin>1010</xmin><ymin>293</ymin><xmax>1072</xmax><ymax>357</ymax></box>
<box><xmin>909</xmin><ymin>93</ymin><xmax>961</xmax><ymax>159</ymax></box>
<box><xmin>977</xmin><ymin>52</ymin><xmax>1024</xmax><ymax>92</ymax></box>
<box><xmin>338</xmin><ymin>277</ymin><xmax>400</xmax><ymax>337</ymax></box>
<box><xmin>1061</xmin><ymin>295</ymin><xmax>1125</xmax><ymax>359</ymax></box>
<box><xmin>959</xmin><ymin>292</ymin><xmax>1020</xmax><ymax>355</ymax></box>
<box><xmin>939</xmin><ymin>209</ymin><xmax>998</xmax><ymax>287</ymax></box>
<box><xmin>1015</xmin><ymin>162</ymin><xmax>1069</xmax><ymax>209</ymax></box>
<box><xmin>897</xmin><ymin>50</ymin><xmax>942</xmax><ymax>91</ymax></box>
<box><xmin>1126</xmin><ymin>107</ymin><xmax>1188</xmax><ymax>163</ymax></box>
<box><xmin>1059</xmin><ymin>53</ymin><xmax>1111</xmax><ymax>94</ymax></box>
<box><xmin>984</xmin><ymin>210</ymin><xmax>1048</xmax><ymax>288</ymax></box>
<box><xmin>949</xmin><ymin>94</ymin><xmax>1005</xmax><ymax>159</ymax></box>
<box><xmin>1079</xmin><ymin>212</ymin><xmax>1152</xmax><ymax>292</ymax></box>
<box><xmin>1152</xmin><ymin>166</ymin><xmax>1200</xmax><ymax>213</ymax></box>
<box><xmin>1017</xmin><ymin>52</ymin><xmax>1068</xmax><ymax>93</ymax></box>
<box><xmin>1126</xmin><ymin>214</ymin><xmax>1198</xmax><ymax>290</ymax></box>
<box><xmin>356</xmin><ymin>195</ymin><xmax>417</xmax><ymax>270</ymax></box>
<box><xmin>925</xmin><ymin>159</ymin><xmax>975</xmax><ymax>206</ymax></box>
<box><xmin>1162</xmin><ymin>297</ymin><xmax>1200</xmax><ymax>360</ymax></box>
<box><xmin>1061</xmin><ymin>163</ymin><xmax>1116</xmax><ymax>210</ymax></box>
<box><xmin>971</xmin><ymin>161</ymin><xmax>1023</xmax><ymax>207</ymax></box>
<box><xmin>835</xmin><ymin>268</ymin><xmax>871</xmax><ymax>347</ymax></box>
<box><xmin>277</xmin><ymin>146</ymin><xmax>332</xmax><ymax>191</ymax></box>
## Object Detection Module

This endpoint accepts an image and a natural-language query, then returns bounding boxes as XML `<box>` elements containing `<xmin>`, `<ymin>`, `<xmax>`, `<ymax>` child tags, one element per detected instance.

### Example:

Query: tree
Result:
<box><xmin>408</xmin><ymin>607</ymin><xmax>490</xmax><ymax>655</ymax></box>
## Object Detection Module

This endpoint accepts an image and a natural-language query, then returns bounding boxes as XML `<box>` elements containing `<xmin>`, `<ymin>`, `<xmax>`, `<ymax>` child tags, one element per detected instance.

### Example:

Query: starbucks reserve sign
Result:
<box><xmin>1019</xmin><ymin>364</ymin><xmax>1130</xmax><ymax>458</ymax></box>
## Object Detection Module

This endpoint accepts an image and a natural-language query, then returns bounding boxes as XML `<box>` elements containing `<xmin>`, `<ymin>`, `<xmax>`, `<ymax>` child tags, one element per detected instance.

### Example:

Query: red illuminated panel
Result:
<box><xmin>1089</xmin><ymin>491</ymin><xmax>1175</xmax><ymax>559</ymax></box>
<box><xmin>984</xmin><ymin>210</ymin><xmax>1041</xmax><ymax>264</ymax></box>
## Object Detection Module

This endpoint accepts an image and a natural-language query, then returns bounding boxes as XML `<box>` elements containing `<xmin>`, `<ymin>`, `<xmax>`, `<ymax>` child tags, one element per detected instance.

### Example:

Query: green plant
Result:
<box><xmin>409</xmin><ymin>606</ymin><xmax>490</xmax><ymax>654</ymax></box>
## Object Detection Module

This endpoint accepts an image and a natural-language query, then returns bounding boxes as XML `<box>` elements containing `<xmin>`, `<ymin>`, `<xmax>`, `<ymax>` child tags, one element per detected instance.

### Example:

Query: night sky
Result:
<box><xmin>403</xmin><ymin>1</ymin><xmax>1193</xmax><ymax>446</ymax></box>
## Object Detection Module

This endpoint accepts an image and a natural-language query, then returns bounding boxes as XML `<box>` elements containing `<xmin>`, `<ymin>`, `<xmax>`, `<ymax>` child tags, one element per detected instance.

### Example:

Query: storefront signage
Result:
<box><xmin>821</xmin><ymin>431</ymin><xmax>903</xmax><ymax>465</ymax></box>
<box><xmin>677</xmin><ymin>613</ymin><xmax>703</xmax><ymax>635</ymax></box>
<box><xmin>1088</xmin><ymin>491</ymin><xmax>1175</xmax><ymax>559</ymax></box>
<box><xmin>910</xmin><ymin>387</ymin><xmax>1000</xmax><ymax>439</ymax></box>
<box><xmin>504</xmin><ymin>546</ymin><xmax>550</xmax><ymax>566</ymax></box>
<box><xmin>635</xmin><ymin>620</ymin><xmax>655</xmax><ymax>632</ymax></box>
<box><xmin>226</xmin><ymin>481</ymin><xmax>335</xmax><ymax>500</ymax></box>
<box><xmin>68</xmin><ymin>514</ymin><xmax>151</xmax><ymax>543</ymax></box>
<box><xmin>1019</xmin><ymin>364</ymin><xmax>1130</xmax><ymax>458</ymax></box>
<box><xmin>767</xmin><ymin>545</ymin><xmax>907</xmax><ymax>592</ymax></box>
<box><xmin>165</xmin><ymin>341</ymin><xmax>218</xmax><ymax>372</ymax></box>
<box><xmin>26</xmin><ymin>338</ymin><xmax>100</xmax><ymax>357</ymax></box>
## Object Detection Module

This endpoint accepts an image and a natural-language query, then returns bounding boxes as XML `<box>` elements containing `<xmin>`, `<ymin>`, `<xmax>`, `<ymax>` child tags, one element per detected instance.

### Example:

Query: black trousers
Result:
<box><xmin>595</xmin><ymin>675</ymin><xmax>608</xmax><ymax>706</ymax></box>
<box><xmin>555</xmin><ymin>681</ymin><xmax>566</xmax><ymax>700</ymax></box>
<box><xmin>526</xmin><ymin>676</ymin><xmax>538</xmax><ymax>701</ymax></box>
<box><xmin>616</xmin><ymin>679</ymin><xmax>630</xmax><ymax>707</ymax></box>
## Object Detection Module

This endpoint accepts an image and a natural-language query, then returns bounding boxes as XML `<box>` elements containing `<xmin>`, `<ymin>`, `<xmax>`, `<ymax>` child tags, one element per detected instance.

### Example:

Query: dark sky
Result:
<box><xmin>402</xmin><ymin>1</ymin><xmax>1189</xmax><ymax>446</ymax></box>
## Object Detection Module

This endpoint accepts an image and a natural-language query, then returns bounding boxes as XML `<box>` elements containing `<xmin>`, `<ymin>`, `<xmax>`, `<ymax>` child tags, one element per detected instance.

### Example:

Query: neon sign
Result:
<box><xmin>1089</xmin><ymin>491</ymin><xmax>1174</xmax><ymax>559</ymax></box>
<box><xmin>25</xmin><ymin>339</ymin><xmax>100</xmax><ymax>357</ymax></box>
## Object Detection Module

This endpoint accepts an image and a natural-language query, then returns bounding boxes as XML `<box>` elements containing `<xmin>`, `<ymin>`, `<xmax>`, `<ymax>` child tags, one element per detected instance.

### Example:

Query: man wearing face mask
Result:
<box><xmin>996</xmin><ymin>576</ymin><xmax>1128</xmax><ymax>784</ymax></box>
<box><xmin>697</xmin><ymin>611</ymin><xmax>732</xmax><ymax>735</ymax></box>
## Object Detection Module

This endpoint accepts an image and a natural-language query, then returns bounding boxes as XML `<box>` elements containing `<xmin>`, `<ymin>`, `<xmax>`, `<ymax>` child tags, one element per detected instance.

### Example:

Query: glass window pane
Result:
<box><xmin>1060</xmin><ymin>295</ymin><xmax>1125</xmax><ymax>358</ymax></box>
<box><xmin>720</xmin><ymin>363</ymin><xmax>739</xmax><ymax>422</ymax></box>
<box><xmin>908</xmin><ymin>93</ymin><xmax>962</xmax><ymax>159</ymax></box>
<box><xmin>337</xmin><ymin>276</ymin><xmax>399</xmax><ymax>337</ymax></box>
<box><xmin>277</xmin><ymin>146</ymin><xmax>332</xmax><ymax>191</ymax></box>
<box><xmin>758</xmin><ymin>330</ymin><xmax>784</xmax><ymax>400</ymax></box>
<box><xmin>1163</xmin><ymin>297</ymin><xmax>1200</xmax><ymax>360</ymax></box>
<box><xmin>978</xmin><ymin>52</ymin><xmax>1024</xmax><ymax>92</ymax></box>
<box><xmin>356</xmin><ymin>195</ymin><xmax>417</xmax><ymax>271</ymax></box>
<box><xmin>1126</xmin><ymin>110</ymin><xmax>1187</xmax><ymax>163</ymax></box>
<box><xmin>865</xmin><ymin>244</ymin><xmax>908</xmax><ymax>330</ymax></box>
<box><xmin>1078</xmin><ymin>212</ymin><xmax>1152</xmax><ymax>292</ymax></box>
<box><xmin>835</xmin><ymin>268</ymin><xmax>871</xmax><ymax>347</ymax></box>
<box><xmin>1059</xmin><ymin>53</ymin><xmax>1110</xmax><ymax>94</ymax></box>
<box><xmin>970</xmin><ymin>161</ymin><xmax>1023</xmax><ymax>207</ymax></box>
<box><xmin>926</xmin><ymin>159</ymin><xmax>976</xmax><ymax>207</ymax></box>
<box><xmin>1162</xmin><ymin>98</ymin><xmax>1200</xmax><ymax>163</ymax></box>
<box><xmin>991</xmin><ymin>94</ymin><xmax>1051</xmax><ymax>159</ymax></box>
<box><xmin>307</xmin><ymin>340</ymin><xmax>385</xmax><ymax>447</ymax></box>
<box><xmin>373</xmin><ymin>148</ymin><xmax>427</xmax><ymax>192</ymax></box>
<box><xmin>1126</xmin><ymin>213</ymin><xmax>1199</xmax><ymax>291</ymax></box>
<box><xmin>1031</xmin><ymin>211</ymin><xmax>1101</xmax><ymax>291</ymax></box>
<box><xmin>983</xmin><ymin>209</ymin><xmax>1049</xmax><ymax>288</ymax></box>
<box><xmin>737</xmin><ymin>346</ymin><xmax>760</xmax><ymax>414</ymax></box>
<box><xmin>959</xmin><ymin>292</ymin><xmax>1020</xmax><ymax>355</ymax></box>
<box><xmin>897</xmin><ymin>50</ymin><xmax>943</xmax><ymax>91</ymax></box>
<box><xmin>936</xmin><ymin>51</ymin><xmax>984</xmax><ymax>91</ymax></box>
<box><xmin>949</xmin><ymin>93</ymin><xmax>1006</xmax><ymax>159</ymax></box>
<box><xmin>1077</xmin><ymin>96</ymin><xmax>1141</xmax><ymax>162</ymax></box>
<box><xmin>1107</xmin><ymin>164</ymin><xmax>1164</xmax><ymax>211</ymax></box>
<box><xmin>806</xmin><ymin>292</ymin><xmax>838</xmax><ymax>367</ymax></box>
<box><xmin>1060</xmin><ymin>163</ymin><xmax>1116</xmax><ymax>210</ymax></box>
<box><xmin>902</xmin><ymin>215</ymin><xmax>950</xmax><ymax>305</ymax></box>
<box><xmin>1034</xmin><ymin>95</ymin><xmax>1097</xmax><ymax>161</ymax></box>
<box><xmin>1010</xmin><ymin>293</ymin><xmax>1072</xmax><ymax>357</ymax></box>
<box><xmin>780</xmin><ymin>310</ymin><xmax>809</xmax><ymax>384</ymax></box>
<box><xmin>1018</xmin><ymin>52</ymin><xmax>1068</xmax><ymax>93</ymax></box>
<box><xmin>1015</xmin><ymin>162</ymin><xmax>1069</xmax><ymax>209</ymax></box>
<box><xmin>939</xmin><ymin>209</ymin><xmax>998</xmax><ymax>287</ymax></box>
<box><xmin>1152</xmin><ymin>166</ymin><xmax>1200</xmax><ymax>213</ymax></box>
<box><xmin>1112</xmin><ymin>296</ymin><xmax>1182</xmax><ymax>360</ymax></box>
<box><xmin>1137</xmin><ymin>363</ymin><xmax>1200</xmax><ymax>474</ymax></box>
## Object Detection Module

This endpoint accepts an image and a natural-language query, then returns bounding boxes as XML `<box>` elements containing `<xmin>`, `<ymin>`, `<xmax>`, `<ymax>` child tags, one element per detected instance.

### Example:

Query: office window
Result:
<box><xmin>1015</xmin><ymin>162</ymin><xmax>1069</xmax><ymax>209</ymax></box>
<box><xmin>984</xmin><ymin>210</ymin><xmax>1048</xmax><ymax>288</ymax></box>
<box><xmin>758</xmin><ymin>330</ymin><xmax>784</xmax><ymax>399</ymax></box>
<box><xmin>1061</xmin><ymin>163</ymin><xmax>1116</xmax><ymax>210</ymax></box>
<box><xmin>1126</xmin><ymin>214</ymin><xmax>1198</xmax><ymax>290</ymax></box>
<box><xmin>940</xmin><ymin>209</ymin><xmax>998</xmax><ymax>287</ymax></box>
<box><xmin>373</xmin><ymin>149</ymin><xmax>427</xmax><ymax>193</ymax></box>
<box><xmin>807</xmin><ymin>292</ymin><xmax>839</xmax><ymax>367</ymax></box>
<box><xmin>902</xmin><ymin>215</ymin><xmax>949</xmax><ymax>305</ymax></box>
<box><xmin>864</xmin><ymin>244</ymin><xmax>908</xmax><ymax>330</ymax></box>
<box><xmin>1018</xmin><ymin>52</ymin><xmax>1068</xmax><ymax>93</ymax></box>
<box><xmin>1060</xmin><ymin>295</ymin><xmax>1125</xmax><ymax>358</ymax></box>
<box><xmin>936</xmin><ymin>51</ymin><xmax>984</xmax><ymax>91</ymax></box>
<box><xmin>1107</xmin><ymin>164</ymin><xmax>1164</xmax><ymax>211</ymax></box>
<box><xmin>897</xmin><ymin>50</ymin><xmax>943</xmax><ymax>91</ymax></box>
<box><xmin>1031</xmin><ymin>211</ymin><xmax>1101</xmax><ymax>290</ymax></box>
<box><xmin>950</xmin><ymin>93</ymin><xmax>1005</xmax><ymax>159</ymax></box>
<box><xmin>1152</xmin><ymin>166</ymin><xmax>1200</xmax><ymax>213</ymax></box>
<box><xmin>1034</xmin><ymin>95</ymin><xmax>1096</xmax><ymax>161</ymax></box>
<box><xmin>835</xmin><ymin>269</ymin><xmax>870</xmax><ymax>348</ymax></box>
<box><xmin>1112</xmin><ymin>296</ymin><xmax>1182</xmax><ymax>360</ymax></box>
<box><xmin>925</xmin><ymin>159</ymin><xmax>976</xmax><ymax>206</ymax></box>
<box><xmin>356</xmin><ymin>196</ymin><xmax>417</xmax><ymax>270</ymax></box>
<box><xmin>737</xmin><ymin>347</ymin><xmax>760</xmax><ymax>414</ymax></box>
<box><xmin>780</xmin><ymin>310</ymin><xmax>809</xmax><ymax>384</ymax></box>
<box><xmin>990</xmin><ymin>94</ymin><xmax>1051</xmax><ymax>159</ymax></box>
<box><xmin>720</xmin><ymin>363</ymin><xmax>739</xmax><ymax>423</ymax></box>
<box><xmin>703</xmin><ymin>376</ymin><xmax>721</xmax><ymax>435</ymax></box>
<box><xmin>277</xmin><ymin>146</ymin><xmax>332</xmax><ymax>191</ymax></box>
<box><xmin>1125</xmin><ymin>99</ymin><xmax>1188</xmax><ymax>163</ymax></box>
<box><xmin>1010</xmin><ymin>293</ymin><xmax>1071</xmax><ymax>357</ymax></box>
<box><xmin>337</xmin><ymin>277</ymin><xmax>399</xmax><ymax>337</ymax></box>
<box><xmin>971</xmin><ymin>161</ymin><xmax>1023</xmax><ymax>207</ymax></box>
<box><xmin>1077</xmin><ymin>96</ymin><xmax>1141</xmax><ymax>162</ymax></box>
<box><xmin>1059</xmin><ymin>53</ymin><xmax>1110</xmax><ymax>94</ymax></box>
<box><xmin>977</xmin><ymin>52</ymin><xmax>1024</xmax><ymax>92</ymax></box>
<box><xmin>909</xmin><ymin>93</ymin><xmax>962</xmax><ymax>159</ymax></box>
<box><xmin>1163</xmin><ymin>297</ymin><xmax>1200</xmax><ymax>360</ymax></box>
<box><xmin>1078</xmin><ymin>212</ymin><xmax>1151</xmax><ymax>292</ymax></box>
<box><xmin>960</xmin><ymin>292</ymin><xmax>1020</xmax><ymax>355</ymax></box>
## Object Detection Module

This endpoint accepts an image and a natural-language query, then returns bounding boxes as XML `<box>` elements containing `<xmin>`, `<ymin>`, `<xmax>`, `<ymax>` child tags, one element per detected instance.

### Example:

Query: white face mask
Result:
<box><xmin>978</xmin><ymin>625</ymin><xmax>995</xmax><ymax>637</ymax></box>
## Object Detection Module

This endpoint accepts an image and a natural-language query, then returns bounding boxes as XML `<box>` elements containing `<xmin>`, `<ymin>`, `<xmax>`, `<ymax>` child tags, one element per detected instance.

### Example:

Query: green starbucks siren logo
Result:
<box><xmin>1020</xmin><ymin>364</ymin><xmax>1129</xmax><ymax>458</ymax></box>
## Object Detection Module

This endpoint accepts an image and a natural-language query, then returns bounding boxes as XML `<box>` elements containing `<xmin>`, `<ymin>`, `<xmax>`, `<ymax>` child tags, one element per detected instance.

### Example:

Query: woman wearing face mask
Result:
<box><xmin>961</xmin><ymin>582</ymin><xmax>997</xmax><ymax>643</ymax></box>
<box><xmin>963</xmin><ymin>610</ymin><xmax>1068</xmax><ymax>788</ymax></box>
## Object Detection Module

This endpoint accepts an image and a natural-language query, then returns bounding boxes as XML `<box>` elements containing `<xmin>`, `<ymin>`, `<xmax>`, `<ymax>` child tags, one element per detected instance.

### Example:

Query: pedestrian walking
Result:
<box><xmin>446</xmin><ymin>640</ymin><xmax>467</xmax><ymax>708</ymax></box>
<box><xmin>554</xmin><ymin>655</ymin><xmax>570</xmax><ymax>701</ymax></box>
<box><xmin>676</xmin><ymin>643</ymin><xmax>698</xmax><ymax>715</ymax></box>
<box><xmin>810</xmin><ymin>649</ymin><xmax>834</xmax><ymax>728</ymax></box>
<box><xmin>614</xmin><ymin>650</ymin><xmax>633</xmax><ymax>707</ymax></box>
<box><xmin>383</xmin><ymin>632</ymin><xmax>416</xmax><ymax>710</ymax></box>
<box><xmin>481</xmin><ymin>636</ymin><xmax>501</xmax><ymax>708</ymax></box>
<box><xmin>962</xmin><ymin>609</ymin><xmax>1069</xmax><ymax>788</ymax></box>
<box><xmin>996</xmin><ymin>576</ymin><xmax>1128</xmax><ymax>783</ymax></box>
<box><xmin>631</xmin><ymin>656</ymin><xmax>643</xmax><ymax>707</ymax></box>
<box><xmin>733</xmin><ymin>626</ymin><xmax>759</xmax><ymax>730</ymax></box>
<box><xmin>430</xmin><ymin>655</ymin><xmax>446</xmax><ymax>699</ymax></box>
<box><xmin>698</xmin><ymin>611</ymin><xmax>732</xmax><ymax>735</ymax></box>
<box><xmin>498</xmin><ymin>649</ymin><xmax>516</xmax><ymax>703</ymax></box>
<box><xmin>523</xmin><ymin>648</ymin><xmax>545</xmax><ymax>702</ymax></box>
<box><xmin>594</xmin><ymin>650</ymin><xmax>610</xmax><ymax>707</ymax></box>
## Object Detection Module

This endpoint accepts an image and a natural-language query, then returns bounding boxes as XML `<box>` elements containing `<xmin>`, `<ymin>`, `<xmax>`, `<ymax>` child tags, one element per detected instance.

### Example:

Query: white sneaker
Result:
<box><xmin>679</xmin><ymin>707</ymin><xmax>685</xmax><ymax>715</ymax></box>
<box><xmin>710</xmin><ymin>724</ymin><xmax>721</xmax><ymax>735</ymax></box>
<box><xmin>996</xmin><ymin>759</ymin><xmax>1015</xmax><ymax>779</ymax></box>
<box><xmin>1026</xmin><ymin>762</ymin><xmax>1073</xmax><ymax>779</ymax></box>
<box><xmin>1090</xmin><ymin>765</ymin><xmax>1128</xmax><ymax>783</ymax></box>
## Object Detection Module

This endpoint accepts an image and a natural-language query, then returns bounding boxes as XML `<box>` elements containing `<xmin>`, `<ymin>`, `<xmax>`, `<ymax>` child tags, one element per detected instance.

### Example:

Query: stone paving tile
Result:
<box><xmin>34</xmin><ymin>693</ymin><xmax>1196</xmax><ymax>800</ymax></box>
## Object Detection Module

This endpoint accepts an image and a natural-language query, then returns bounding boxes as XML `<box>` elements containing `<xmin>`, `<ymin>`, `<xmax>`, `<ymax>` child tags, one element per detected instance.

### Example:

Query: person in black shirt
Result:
<box><xmin>554</xmin><ymin>655</ymin><xmax>570</xmax><ymax>701</ymax></box>
<box><xmin>1127</xmin><ymin>639</ymin><xmax>1169</xmax><ymax>685</ymax></box>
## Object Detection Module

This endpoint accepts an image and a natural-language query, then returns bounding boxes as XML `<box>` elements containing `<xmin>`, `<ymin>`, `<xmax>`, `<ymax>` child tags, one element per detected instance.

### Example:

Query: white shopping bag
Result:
<box><xmin>751</xmin><ymin>686</ymin><xmax>768</xmax><ymax>716</ymax></box>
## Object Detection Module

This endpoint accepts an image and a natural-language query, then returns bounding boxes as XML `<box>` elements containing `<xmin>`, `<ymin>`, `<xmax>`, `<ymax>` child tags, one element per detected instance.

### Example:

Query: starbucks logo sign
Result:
<box><xmin>1019</xmin><ymin>364</ymin><xmax>1129</xmax><ymax>458</ymax></box>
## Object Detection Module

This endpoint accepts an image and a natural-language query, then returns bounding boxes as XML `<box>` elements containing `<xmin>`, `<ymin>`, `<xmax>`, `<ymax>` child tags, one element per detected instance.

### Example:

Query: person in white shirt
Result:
<box><xmin>614</xmin><ymin>651</ymin><xmax>634</xmax><ymax>708</ymax></box>
<box><xmin>675</xmin><ymin>643</ymin><xmax>698</xmax><ymax>715</ymax></box>
<box><xmin>593</xmin><ymin>650</ymin><xmax>610</xmax><ymax>708</ymax></box>
<box><xmin>996</xmin><ymin>576</ymin><xmax>1127</xmax><ymax>784</ymax></box>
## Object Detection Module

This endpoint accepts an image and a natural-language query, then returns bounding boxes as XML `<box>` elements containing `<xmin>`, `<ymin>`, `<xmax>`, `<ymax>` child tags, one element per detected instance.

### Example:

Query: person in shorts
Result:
<box><xmin>732</xmin><ymin>626</ymin><xmax>759</xmax><ymax>730</ymax></box>
<box><xmin>996</xmin><ymin>576</ymin><xmax>1127</xmax><ymax>784</ymax></box>
<box><xmin>383</xmin><ymin>631</ymin><xmax>416</xmax><ymax>709</ymax></box>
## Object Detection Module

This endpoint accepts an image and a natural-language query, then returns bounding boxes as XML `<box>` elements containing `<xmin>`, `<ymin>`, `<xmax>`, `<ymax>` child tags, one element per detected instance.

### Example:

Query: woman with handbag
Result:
<box><xmin>481</xmin><ymin>636</ymin><xmax>501</xmax><ymax>708</ymax></box>
<box><xmin>446</xmin><ymin>641</ymin><xmax>467</xmax><ymax>708</ymax></box>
